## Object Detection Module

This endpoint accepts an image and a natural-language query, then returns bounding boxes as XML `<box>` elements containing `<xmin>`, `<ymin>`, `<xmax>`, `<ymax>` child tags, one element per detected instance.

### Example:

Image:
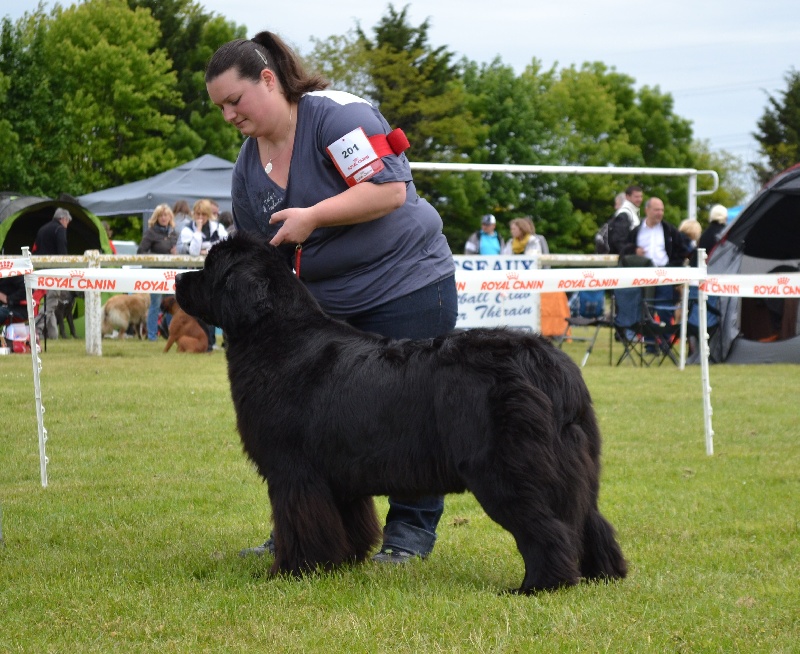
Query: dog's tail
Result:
<box><xmin>580</xmin><ymin>509</ymin><xmax>628</xmax><ymax>583</ymax></box>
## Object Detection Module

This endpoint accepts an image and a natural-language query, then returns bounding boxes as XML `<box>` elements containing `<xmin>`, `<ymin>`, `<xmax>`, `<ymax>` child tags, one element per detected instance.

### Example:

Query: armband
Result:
<box><xmin>327</xmin><ymin>127</ymin><xmax>410</xmax><ymax>187</ymax></box>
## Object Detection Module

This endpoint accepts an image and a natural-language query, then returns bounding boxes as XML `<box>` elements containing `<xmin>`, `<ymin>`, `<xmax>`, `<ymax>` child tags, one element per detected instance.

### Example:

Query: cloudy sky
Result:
<box><xmin>3</xmin><ymin>1</ymin><xmax>798</xmax><ymax>169</ymax></box>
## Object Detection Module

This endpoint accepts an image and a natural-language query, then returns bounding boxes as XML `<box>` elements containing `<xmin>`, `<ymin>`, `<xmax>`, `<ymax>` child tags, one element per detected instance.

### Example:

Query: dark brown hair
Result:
<box><xmin>205</xmin><ymin>31</ymin><xmax>328</xmax><ymax>103</ymax></box>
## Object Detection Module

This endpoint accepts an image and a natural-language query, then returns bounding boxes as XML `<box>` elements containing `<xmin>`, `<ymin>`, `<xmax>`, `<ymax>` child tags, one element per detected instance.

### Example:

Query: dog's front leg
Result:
<box><xmin>268</xmin><ymin>470</ymin><xmax>356</xmax><ymax>576</ymax></box>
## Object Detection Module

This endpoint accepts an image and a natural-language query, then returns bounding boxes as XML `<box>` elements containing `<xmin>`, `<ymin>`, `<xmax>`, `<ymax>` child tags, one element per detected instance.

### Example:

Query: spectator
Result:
<box><xmin>464</xmin><ymin>214</ymin><xmax>505</xmax><ymax>254</ymax></box>
<box><xmin>501</xmin><ymin>217</ymin><xmax>549</xmax><ymax>256</ymax></box>
<box><xmin>32</xmin><ymin>208</ymin><xmax>72</xmax><ymax>339</ymax></box>
<box><xmin>693</xmin><ymin>204</ymin><xmax>728</xmax><ymax>266</ymax></box>
<box><xmin>0</xmin><ymin>275</ymin><xmax>27</xmax><ymax>324</ymax></box>
<box><xmin>138</xmin><ymin>204</ymin><xmax>178</xmax><ymax>341</ymax></box>
<box><xmin>218</xmin><ymin>210</ymin><xmax>235</xmax><ymax>236</ymax></box>
<box><xmin>624</xmin><ymin>197</ymin><xmax>687</xmax><ymax>326</ymax></box>
<box><xmin>178</xmin><ymin>199</ymin><xmax>228</xmax><ymax>257</ymax></box>
<box><xmin>607</xmin><ymin>185</ymin><xmax>643</xmax><ymax>255</ymax></box>
<box><xmin>173</xmin><ymin>200</ymin><xmax>193</xmax><ymax>249</ymax></box>
<box><xmin>678</xmin><ymin>218</ymin><xmax>702</xmax><ymax>266</ymax></box>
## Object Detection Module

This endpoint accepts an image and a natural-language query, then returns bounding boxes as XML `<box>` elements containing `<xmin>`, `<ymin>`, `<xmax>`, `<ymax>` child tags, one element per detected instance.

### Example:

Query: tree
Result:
<box><xmin>753</xmin><ymin>69</ymin><xmax>800</xmax><ymax>184</ymax></box>
<box><xmin>126</xmin><ymin>0</ymin><xmax>246</xmax><ymax>161</ymax></box>
<box><xmin>0</xmin><ymin>1</ymin><xmax>184</xmax><ymax>196</ymax></box>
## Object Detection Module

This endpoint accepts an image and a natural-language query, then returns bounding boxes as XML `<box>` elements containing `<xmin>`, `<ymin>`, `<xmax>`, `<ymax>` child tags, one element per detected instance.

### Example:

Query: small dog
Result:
<box><xmin>176</xmin><ymin>233</ymin><xmax>627</xmax><ymax>594</ymax></box>
<box><xmin>160</xmin><ymin>295</ymin><xmax>208</xmax><ymax>353</ymax></box>
<box><xmin>101</xmin><ymin>293</ymin><xmax>149</xmax><ymax>340</ymax></box>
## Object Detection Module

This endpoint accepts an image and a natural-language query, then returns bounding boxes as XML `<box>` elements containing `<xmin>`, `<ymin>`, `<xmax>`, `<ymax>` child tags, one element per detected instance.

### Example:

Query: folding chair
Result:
<box><xmin>557</xmin><ymin>291</ymin><xmax>612</xmax><ymax>367</ymax></box>
<box><xmin>639</xmin><ymin>299</ymin><xmax>680</xmax><ymax>366</ymax></box>
<box><xmin>613</xmin><ymin>287</ymin><xmax>645</xmax><ymax>366</ymax></box>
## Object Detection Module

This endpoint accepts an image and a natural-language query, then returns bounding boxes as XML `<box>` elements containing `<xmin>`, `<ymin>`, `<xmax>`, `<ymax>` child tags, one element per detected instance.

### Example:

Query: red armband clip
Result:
<box><xmin>368</xmin><ymin>128</ymin><xmax>410</xmax><ymax>158</ymax></box>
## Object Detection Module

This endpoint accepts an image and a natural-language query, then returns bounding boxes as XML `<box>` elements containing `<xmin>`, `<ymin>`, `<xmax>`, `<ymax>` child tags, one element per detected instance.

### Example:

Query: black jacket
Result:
<box><xmin>33</xmin><ymin>219</ymin><xmax>68</xmax><ymax>255</ymax></box>
<box><xmin>623</xmin><ymin>220</ymin><xmax>688</xmax><ymax>267</ymax></box>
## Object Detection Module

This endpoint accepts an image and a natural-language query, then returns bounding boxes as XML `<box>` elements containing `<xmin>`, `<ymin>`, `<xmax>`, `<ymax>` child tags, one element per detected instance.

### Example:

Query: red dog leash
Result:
<box><xmin>295</xmin><ymin>244</ymin><xmax>302</xmax><ymax>278</ymax></box>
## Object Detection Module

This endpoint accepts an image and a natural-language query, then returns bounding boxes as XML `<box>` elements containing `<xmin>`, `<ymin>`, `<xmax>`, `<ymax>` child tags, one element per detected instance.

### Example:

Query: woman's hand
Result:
<box><xmin>269</xmin><ymin>207</ymin><xmax>317</xmax><ymax>246</ymax></box>
<box><xmin>268</xmin><ymin>182</ymin><xmax>406</xmax><ymax>246</ymax></box>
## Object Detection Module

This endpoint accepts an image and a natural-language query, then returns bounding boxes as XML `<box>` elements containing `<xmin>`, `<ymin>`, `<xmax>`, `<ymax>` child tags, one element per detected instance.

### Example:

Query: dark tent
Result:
<box><xmin>707</xmin><ymin>163</ymin><xmax>800</xmax><ymax>363</ymax></box>
<box><xmin>78</xmin><ymin>154</ymin><xmax>234</xmax><ymax>217</ymax></box>
<box><xmin>0</xmin><ymin>193</ymin><xmax>113</xmax><ymax>256</ymax></box>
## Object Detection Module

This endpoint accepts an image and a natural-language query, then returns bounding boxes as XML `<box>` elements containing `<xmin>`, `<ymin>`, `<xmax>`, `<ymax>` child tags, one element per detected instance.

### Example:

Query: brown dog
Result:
<box><xmin>160</xmin><ymin>296</ymin><xmax>208</xmax><ymax>353</ymax></box>
<box><xmin>101</xmin><ymin>293</ymin><xmax>150</xmax><ymax>339</ymax></box>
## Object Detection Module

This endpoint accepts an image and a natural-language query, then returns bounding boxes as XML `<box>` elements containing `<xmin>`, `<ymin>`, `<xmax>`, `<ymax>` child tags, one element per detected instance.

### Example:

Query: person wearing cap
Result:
<box><xmin>464</xmin><ymin>214</ymin><xmax>505</xmax><ymax>255</ymax></box>
<box><xmin>32</xmin><ymin>208</ymin><xmax>73</xmax><ymax>339</ymax></box>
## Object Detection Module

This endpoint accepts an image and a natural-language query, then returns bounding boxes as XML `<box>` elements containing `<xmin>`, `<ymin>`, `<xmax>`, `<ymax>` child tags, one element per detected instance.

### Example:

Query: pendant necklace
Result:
<box><xmin>264</xmin><ymin>106</ymin><xmax>293</xmax><ymax>175</ymax></box>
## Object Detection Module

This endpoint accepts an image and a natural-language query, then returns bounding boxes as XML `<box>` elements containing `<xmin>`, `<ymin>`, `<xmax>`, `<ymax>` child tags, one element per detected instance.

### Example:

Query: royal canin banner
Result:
<box><xmin>700</xmin><ymin>274</ymin><xmax>800</xmax><ymax>298</ymax></box>
<box><xmin>20</xmin><ymin>265</ymin><xmax>800</xmax><ymax>336</ymax></box>
<box><xmin>26</xmin><ymin>268</ymin><xmax>190</xmax><ymax>293</ymax></box>
<box><xmin>0</xmin><ymin>258</ymin><xmax>33</xmax><ymax>278</ymax></box>
<box><xmin>455</xmin><ymin>266</ymin><xmax>706</xmax><ymax>293</ymax></box>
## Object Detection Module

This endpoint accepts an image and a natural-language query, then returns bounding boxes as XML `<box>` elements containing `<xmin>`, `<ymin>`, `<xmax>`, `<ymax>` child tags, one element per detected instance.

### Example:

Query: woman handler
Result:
<box><xmin>205</xmin><ymin>31</ymin><xmax>457</xmax><ymax>562</ymax></box>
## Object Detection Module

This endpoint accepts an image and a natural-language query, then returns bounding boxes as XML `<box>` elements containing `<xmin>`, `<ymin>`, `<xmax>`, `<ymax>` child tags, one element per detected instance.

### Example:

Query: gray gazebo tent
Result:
<box><xmin>78</xmin><ymin>154</ymin><xmax>235</xmax><ymax>218</ymax></box>
<box><xmin>707</xmin><ymin>163</ymin><xmax>800</xmax><ymax>363</ymax></box>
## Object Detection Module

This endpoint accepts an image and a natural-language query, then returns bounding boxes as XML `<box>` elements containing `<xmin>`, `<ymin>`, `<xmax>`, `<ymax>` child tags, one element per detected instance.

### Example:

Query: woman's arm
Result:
<box><xmin>137</xmin><ymin>230</ymin><xmax>153</xmax><ymax>254</ymax></box>
<box><xmin>268</xmin><ymin>181</ymin><xmax>406</xmax><ymax>246</ymax></box>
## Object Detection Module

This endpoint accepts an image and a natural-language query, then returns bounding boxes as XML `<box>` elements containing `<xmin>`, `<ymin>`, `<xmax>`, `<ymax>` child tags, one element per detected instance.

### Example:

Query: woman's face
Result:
<box><xmin>193</xmin><ymin>209</ymin><xmax>210</xmax><ymax>225</ymax></box>
<box><xmin>207</xmin><ymin>68</ymin><xmax>277</xmax><ymax>138</ymax></box>
<box><xmin>510</xmin><ymin>223</ymin><xmax>522</xmax><ymax>239</ymax></box>
<box><xmin>157</xmin><ymin>211</ymin><xmax>172</xmax><ymax>226</ymax></box>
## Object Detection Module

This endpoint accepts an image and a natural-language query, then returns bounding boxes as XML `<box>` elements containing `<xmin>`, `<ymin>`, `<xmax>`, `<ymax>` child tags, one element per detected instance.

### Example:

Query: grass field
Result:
<box><xmin>1</xmin><ymin>333</ymin><xmax>798</xmax><ymax>652</ymax></box>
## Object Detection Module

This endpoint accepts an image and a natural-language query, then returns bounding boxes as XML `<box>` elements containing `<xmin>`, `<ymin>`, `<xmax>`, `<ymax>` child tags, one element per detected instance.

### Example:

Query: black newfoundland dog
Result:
<box><xmin>175</xmin><ymin>232</ymin><xmax>627</xmax><ymax>593</ymax></box>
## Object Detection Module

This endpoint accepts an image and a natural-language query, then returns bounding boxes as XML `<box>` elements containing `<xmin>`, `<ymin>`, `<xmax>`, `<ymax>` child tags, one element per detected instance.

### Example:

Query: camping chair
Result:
<box><xmin>557</xmin><ymin>290</ymin><xmax>613</xmax><ymax>367</ymax></box>
<box><xmin>638</xmin><ymin>298</ymin><xmax>680</xmax><ymax>366</ymax></box>
<box><xmin>613</xmin><ymin>287</ymin><xmax>646</xmax><ymax>366</ymax></box>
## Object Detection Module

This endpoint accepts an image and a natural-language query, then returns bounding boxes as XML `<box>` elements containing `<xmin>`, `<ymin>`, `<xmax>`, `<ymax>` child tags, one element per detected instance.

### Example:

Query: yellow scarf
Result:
<box><xmin>511</xmin><ymin>234</ymin><xmax>531</xmax><ymax>254</ymax></box>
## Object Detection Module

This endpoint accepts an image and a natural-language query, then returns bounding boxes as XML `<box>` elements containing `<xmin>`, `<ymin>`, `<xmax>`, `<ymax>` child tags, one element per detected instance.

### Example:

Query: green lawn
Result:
<box><xmin>1</xmin><ymin>334</ymin><xmax>798</xmax><ymax>652</ymax></box>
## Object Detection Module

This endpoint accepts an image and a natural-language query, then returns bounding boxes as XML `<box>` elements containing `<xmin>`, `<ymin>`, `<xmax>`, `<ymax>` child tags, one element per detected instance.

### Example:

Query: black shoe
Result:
<box><xmin>238</xmin><ymin>537</ymin><xmax>275</xmax><ymax>557</ymax></box>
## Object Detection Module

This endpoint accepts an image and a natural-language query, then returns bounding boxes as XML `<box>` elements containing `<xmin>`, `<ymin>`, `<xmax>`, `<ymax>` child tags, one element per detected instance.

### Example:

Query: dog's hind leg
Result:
<box><xmin>579</xmin><ymin>509</ymin><xmax>628</xmax><ymax>582</ymax></box>
<box><xmin>468</xmin><ymin>470</ymin><xmax>581</xmax><ymax>593</ymax></box>
<box><xmin>337</xmin><ymin>496</ymin><xmax>382</xmax><ymax>563</ymax></box>
<box><xmin>465</xmin><ymin>383</ymin><xmax>583</xmax><ymax>593</ymax></box>
<box><xmin>268</xmin><ymin>472</ymin><xmax>357</xmax><ymax>576</ymax></box>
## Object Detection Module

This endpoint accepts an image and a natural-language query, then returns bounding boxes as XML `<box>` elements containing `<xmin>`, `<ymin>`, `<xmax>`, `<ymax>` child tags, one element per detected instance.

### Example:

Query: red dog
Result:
<box><xmin>160</xmin><ymin>296</ymin><xmax>208</xmax><ymax>353</ymax></box>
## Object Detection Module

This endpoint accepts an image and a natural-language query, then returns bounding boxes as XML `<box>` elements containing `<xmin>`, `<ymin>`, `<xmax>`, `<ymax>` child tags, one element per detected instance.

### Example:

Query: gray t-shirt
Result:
<box><xmin>231</xmin><ymin>90</ymin><xmax>454</xmax><ymax>316</ymax></box>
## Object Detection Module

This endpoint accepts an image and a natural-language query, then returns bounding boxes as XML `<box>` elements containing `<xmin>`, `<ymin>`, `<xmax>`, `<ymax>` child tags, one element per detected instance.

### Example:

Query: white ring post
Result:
<box><xmin>84</xmin><ymin>250</ymin><xmax>102</xmax><ymax>356</ymax></box>
<box><xmin>697</xmin><ymin>249</ymin><xmax>714</xmax><ymax>455</ymax></box>
<box><xmin>679</xmin><ymin>282</ymin><xmax>689</xmax><ymax>370</ymax></box>
<box><xmin>22</xmin><ymin>250</ymin><xmax>48</xmax><ymax>488</ymax></box>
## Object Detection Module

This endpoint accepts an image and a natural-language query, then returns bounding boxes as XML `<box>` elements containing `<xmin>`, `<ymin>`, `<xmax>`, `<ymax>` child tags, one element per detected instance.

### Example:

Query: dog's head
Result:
<box><xmin>175</xmin><ymin>232</ymin><xmax>317</xmax><ymax>337</ymax></box>
<box><xmin>160</xmin><ymin>295</ymin><xmax>178</xmax><ymax>314</ymax></box>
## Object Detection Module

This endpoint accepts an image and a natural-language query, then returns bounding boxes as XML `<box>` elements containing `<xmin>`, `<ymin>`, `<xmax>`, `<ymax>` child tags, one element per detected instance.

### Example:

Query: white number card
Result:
<box><xmin>326</xmin><ymin>127</ymin><xmax>384</xmax><ymax>187</ymax></box>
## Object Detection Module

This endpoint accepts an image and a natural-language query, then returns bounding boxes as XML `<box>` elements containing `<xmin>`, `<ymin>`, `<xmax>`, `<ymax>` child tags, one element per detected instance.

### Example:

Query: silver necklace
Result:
<box><xmin>264</xmin><ymin>106</ymin><xmax>293</xmax><ymax>175</ymax></box>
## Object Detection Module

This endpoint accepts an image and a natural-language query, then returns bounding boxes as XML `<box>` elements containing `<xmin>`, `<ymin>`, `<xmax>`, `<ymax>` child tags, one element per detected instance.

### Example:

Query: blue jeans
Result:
<box><xmin>334</xmin><ymin>274</ymin><xmax>458</xmax><ymax>556</ymax></box>
<box><xmin>147</xmin><ymin>293</ymin><xmax>162</xmax><ymax>341</ymax></box>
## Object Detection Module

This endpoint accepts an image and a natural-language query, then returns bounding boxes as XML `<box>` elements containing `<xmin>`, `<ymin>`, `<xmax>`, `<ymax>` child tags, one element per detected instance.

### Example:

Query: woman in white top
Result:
<box><xmin>179</xmin><ymin>198</ymin><xmax>228</xmax><ymax>256</ymax></box>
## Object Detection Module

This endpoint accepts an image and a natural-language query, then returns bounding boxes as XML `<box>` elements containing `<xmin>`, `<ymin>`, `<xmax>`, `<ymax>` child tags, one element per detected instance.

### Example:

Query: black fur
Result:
<box><xmin>175</xmin><ymin>232</ymin><xmax>627</xmax><ymax>593</ymax></box>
